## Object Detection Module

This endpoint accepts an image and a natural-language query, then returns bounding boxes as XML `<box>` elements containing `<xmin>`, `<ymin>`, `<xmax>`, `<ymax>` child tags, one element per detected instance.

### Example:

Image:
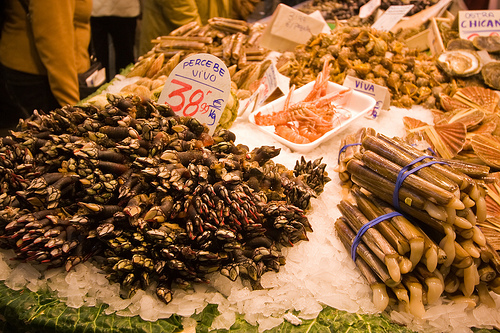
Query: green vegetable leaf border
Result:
<box><xmin>1</xmin><ymin>281</ymin><xmax>499</xmax><ymax>333</ymax></box>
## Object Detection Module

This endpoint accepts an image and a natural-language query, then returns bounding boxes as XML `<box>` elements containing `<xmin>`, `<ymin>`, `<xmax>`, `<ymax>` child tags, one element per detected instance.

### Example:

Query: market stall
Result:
<box><xmin>1</xmin><ymin>1</ymin><xmax>500</xmax><ymax>332</ymax></box>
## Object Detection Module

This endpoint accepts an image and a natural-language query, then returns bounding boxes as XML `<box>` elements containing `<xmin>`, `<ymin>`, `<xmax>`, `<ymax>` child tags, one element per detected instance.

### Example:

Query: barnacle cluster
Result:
<box><xmin>0</xmin><ymin>94</ymin><xmax>330</xmax><ymax>303</ymax></box>
<box><xmin>277</xmin><ymin>26</ymin><xmax>450</xmax><ymax>109</ymax></box>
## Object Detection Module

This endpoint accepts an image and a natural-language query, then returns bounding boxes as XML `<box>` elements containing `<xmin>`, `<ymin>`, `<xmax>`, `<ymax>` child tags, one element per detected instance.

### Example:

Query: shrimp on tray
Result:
<box><xmin>253</xmin><ymin>61</ymin><xmax>353</xmax><ymax>144</ymax></box>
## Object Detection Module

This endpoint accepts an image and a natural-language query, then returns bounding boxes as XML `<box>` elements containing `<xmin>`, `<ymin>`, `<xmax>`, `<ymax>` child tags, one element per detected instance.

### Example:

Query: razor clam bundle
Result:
<box><xmin>336</xmin><ymin>128</ymin><xmax>500</xmax><ymax>318</ymax></box>
<box><xmin>0</xmin><ymin>94</ymin><xmax>331</xmax><ymax>304</ymax></box>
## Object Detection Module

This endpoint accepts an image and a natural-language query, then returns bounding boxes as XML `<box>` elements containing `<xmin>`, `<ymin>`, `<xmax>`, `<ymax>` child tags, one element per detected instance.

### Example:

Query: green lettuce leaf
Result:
<box><xmin>1</xmin><ymin>281</ymin><xmax>499</xmax><ymax>333</ymax></box>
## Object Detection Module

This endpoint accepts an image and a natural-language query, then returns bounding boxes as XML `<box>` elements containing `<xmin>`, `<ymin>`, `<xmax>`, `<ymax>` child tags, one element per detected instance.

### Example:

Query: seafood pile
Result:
<box><xmin>299</xmin><ymin>0</ymin><xmax>439</xmax><ymax>22</ymax></box>
<box><xmin>435</xmin><ymin>27</ymin><xmax>500</xmax><ymax>91</ymax></box>
<box><xmin>128</xmin><ymin>18</ymin><xmax>268</xmax><ymax>83</ymax></box>
<box><xmin>277</xmin><ymin>26</ymin><xmax>449</xmax><ymax>109</ymax></box>
<box><xmin>404</xmin><ymin>86</ymin><xmax>500</xmax><ymax>165</ymax></box>
<box><xmin>0</xmin><ymin>94</ymin><xmax>330</xmax><ymax>304</ymax></box>
<box><xmin>337</xmin><ymin>128</ymin><xmax>500</xmax><ymax>317</ymax></box>
<box><xmin>254</xmin><ymin>62</ymin><xmax>353</xmax><ymax>144</ymax></box>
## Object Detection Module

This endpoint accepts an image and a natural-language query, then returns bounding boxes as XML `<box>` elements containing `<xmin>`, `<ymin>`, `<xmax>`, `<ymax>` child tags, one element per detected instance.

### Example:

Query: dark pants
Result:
<box><xmin>91</xmin><ymin>16</ymin><xmax>138</xmax><ymax>81</ymax></box>
<box><xmin>0</xmin><ymin>63</ymin><xmax>59</xmax><ymax>129</ymax></box>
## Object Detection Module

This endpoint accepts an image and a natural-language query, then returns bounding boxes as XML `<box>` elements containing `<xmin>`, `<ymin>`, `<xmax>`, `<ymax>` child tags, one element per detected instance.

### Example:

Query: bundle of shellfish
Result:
<box><xmin>277</xmin><ymin>26</ymin><xmax>450</xmax><ymax>109</ymax></box>
<box><xmin>0</xmin><ymin>94</ymin><xmax>330</xmax><ymax>304</ymax></box>
<box><xmin>127</xmin><ymin>18</ymin><xmax>268</xmax><ymax>81</ymax></box>
<box><xmin>336</xmin><ymin>128</ymin><xmax>500</xmax><ymax>317</ymax></box>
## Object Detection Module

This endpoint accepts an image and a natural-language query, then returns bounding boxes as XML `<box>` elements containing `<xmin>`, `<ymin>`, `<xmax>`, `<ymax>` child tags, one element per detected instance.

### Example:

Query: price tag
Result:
<box><xmin>343</xmin><ymin>75</ymin><xmax>390</xmax><ymax>119</ymax></box>
<box><xmin>371</xmin><ymin>5</ymin><xmax>414</xmax><ymax>32</ymax></box>
<box><xmin>238</xmin><ymin>63</ymin><xmax>290</xmax><ymax>117</ymax></box>
<box><xmin>157</xmin><ymin>53</ymin><xmax>231</xmax><ymax>135</ymax></box>
<box><xmin>359</xmin><ymin>0</ymin><xmax>381</xmax><ymax>19</ymax></box>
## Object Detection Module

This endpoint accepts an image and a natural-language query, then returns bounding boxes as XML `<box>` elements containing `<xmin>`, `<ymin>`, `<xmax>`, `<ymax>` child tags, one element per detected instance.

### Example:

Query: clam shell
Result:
<box><xmin>437</xmin><ymin>50</ymin><xmax>482</xmax><ymax>77</ymax></box>
<box><xmin>454</xmin><ymin>86</ymin><xmax>500</xmax><ymax>114</ymax></box>
<box><xmin>481</xmin><ymin>61</ymin><xmax>500</xmax><ymax>90</ymax></box>
<box><xmin>471</xmin><ymin>133</ymin><xmax>500</xmax><ymax>169</ymax></box>
<box><xmin>472</xmin><ymin>35</ymin><xmax>500</xmax><ymax>53</ymax></box>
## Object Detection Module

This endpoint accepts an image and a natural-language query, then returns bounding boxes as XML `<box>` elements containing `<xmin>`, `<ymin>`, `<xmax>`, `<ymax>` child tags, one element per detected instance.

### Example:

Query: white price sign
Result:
<box><xmin>158</xmin><ymin>53</ymin><xmax>231</xmax><ymax>135</ymax></box>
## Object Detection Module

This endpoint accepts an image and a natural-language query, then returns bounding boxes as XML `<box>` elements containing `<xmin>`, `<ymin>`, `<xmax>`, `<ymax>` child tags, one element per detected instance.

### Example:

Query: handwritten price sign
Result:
<box><xmin>157</xmin><ymin>53</ymin><xmax>231</xmax><ymax>135</ymax></box>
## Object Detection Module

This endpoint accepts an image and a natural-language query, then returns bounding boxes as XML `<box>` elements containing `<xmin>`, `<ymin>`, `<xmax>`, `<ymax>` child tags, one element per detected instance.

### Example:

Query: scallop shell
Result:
<box><xmin>463</xmin><ymin>120</ymin><xmax>497</xmax><ymax>150</ymax></box>
<box><xmin>472</xmin><ymin>35</ymin><xmax>500</xmax><ymax>53</ymax></box>
<box><xmin>436</xmin><ymin>50</ymin><xmax>482</xmax><ymax>77</ymax></box>
<box><xmin>482</xmin><ymin>61</ymin><xmax>500</xmax><ymax>90</ymax></box>
<box><xmin>471</xmin><ymin>133</ymin><xmax>500</xmax><ymax>169</ymax></box>
<box><xmin>403</xmin><ymin>117</ymin><xmax>466</xmax><ymax>159</ymax></box>
<box><xmin>454</xmin><ymin>86</ymin><xmax>500</xmax><ymax>114</ymax></box>
<box><xmin>431</xmin><ymin>122</ymin><xmax>467</xmax><ymax>159</ymax></box>
<box><xmin>439</xmin><ymin>93</ymin><xmax>469</xmax><ymax>112</ymax></box>
<box><xmin>440</xmin><ymin>108</ymin><xmax>485</xmax><ymax>130</ymax></box>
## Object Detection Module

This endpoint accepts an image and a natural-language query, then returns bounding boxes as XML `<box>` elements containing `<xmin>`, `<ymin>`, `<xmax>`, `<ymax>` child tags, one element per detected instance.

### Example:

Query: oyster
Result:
<box><xmin>473</xmin><ymin>35</ymin><xmax>500</xmax><ymax>53</ymax></box>
<box><xmin>436</xmin><ymin>50</ymin><xmax>482</xmax><ymax>77</ymax></box>
<box><xmin>481</xmin><ymin>61</ymin><xmax>500</xmax><ymax>90</ymax></box>
<box><xmin>446</xmin><ymin>38</ymin><xmax>476</xmax><ymax>51</ymax></box>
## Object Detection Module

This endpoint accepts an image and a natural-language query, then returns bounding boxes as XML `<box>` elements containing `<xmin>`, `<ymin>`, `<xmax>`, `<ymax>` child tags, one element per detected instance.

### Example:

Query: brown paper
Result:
<box><xmin>258</xmin><ymin>4</ymin><xmax>328</xmax><ymax>53</ymax></box>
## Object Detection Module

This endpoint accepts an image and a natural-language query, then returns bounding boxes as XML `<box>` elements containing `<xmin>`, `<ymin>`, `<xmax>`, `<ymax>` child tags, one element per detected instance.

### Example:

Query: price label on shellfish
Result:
<box><xmin>158</xmin><ymin>53</ymin><xmax>231</xmax><ymax>135</ymax></box>
<box><xmin>371</xmin><ymin>5</ymin><xmax>414</xmax><ymax>32</ymax></box>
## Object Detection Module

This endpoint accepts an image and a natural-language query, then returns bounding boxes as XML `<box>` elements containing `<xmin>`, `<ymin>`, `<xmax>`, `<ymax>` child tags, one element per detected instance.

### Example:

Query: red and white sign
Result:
<box><xmin>158</xmin><ymin>53</ymin><xmax>231</xmax><ymax>135</ymax></box>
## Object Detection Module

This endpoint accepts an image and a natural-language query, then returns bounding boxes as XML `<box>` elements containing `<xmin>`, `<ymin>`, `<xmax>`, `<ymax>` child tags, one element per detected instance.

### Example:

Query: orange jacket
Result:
<box><xmin>0</xmin><ymin>0</ymin><xmax>92</xmax><ymax>107</ymax></box>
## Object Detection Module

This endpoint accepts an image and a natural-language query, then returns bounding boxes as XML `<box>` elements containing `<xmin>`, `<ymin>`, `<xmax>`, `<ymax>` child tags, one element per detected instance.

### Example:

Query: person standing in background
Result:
<box><xmin>0</xmin><ymin>0</ymin><xmax>92</xmax><ymax>129</ymax></box>
<box><xmin>91</xmin><ymin>0</ymin><xmax>140</xmax><ymax>81</ymax></box>
<box><xmin>139</xmin><ymin>0</ymin><xmax>201</xmax><ymax>56</ymax></box>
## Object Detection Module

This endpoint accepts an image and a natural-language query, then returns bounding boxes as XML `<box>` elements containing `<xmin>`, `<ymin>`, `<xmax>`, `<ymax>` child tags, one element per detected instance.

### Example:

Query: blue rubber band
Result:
<box><xmin>426</xmin><ymin>147</ymin><xmax>437</xmax><ymax>156</ymax></box>
<box><xmin>338</xmin><ymin>143</ymin><xmax>362</xmax><ymax>164</ymax></box>
<box><xmin>392</xmin><ymin>157</ymin><xmax>448</xmax><ymax>209</ymax></box>
<box><xmin>351</xmin><ymin>211</ymin><xmax>402</xmax><ymax>261</ymax></box>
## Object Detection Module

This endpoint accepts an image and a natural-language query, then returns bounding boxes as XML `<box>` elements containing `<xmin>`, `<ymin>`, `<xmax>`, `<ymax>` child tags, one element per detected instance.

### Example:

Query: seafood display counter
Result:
<box><xmin>2</xmin><ymin>7</ymin><xmax>500</xmax><ymax>333</ymax></box>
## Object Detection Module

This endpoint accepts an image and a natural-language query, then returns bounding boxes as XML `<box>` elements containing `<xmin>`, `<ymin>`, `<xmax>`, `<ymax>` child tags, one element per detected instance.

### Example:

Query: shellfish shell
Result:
<box><xmin>403</xmin><ymin>117</ymin><xmax>466</xmax><ymax>159</ymax></box>
<box><xmin>472</xmin><ymin>35</ymin><xmax>500</xmax><ymax>53</ymax></box>
<box><xmin>435</xmin><ymin>108</ymin><xmax>485</xmax><ymax>130</ymax></box>
<box><xmin>436</xmin><ymin>50</ymin><xmax>482</xmax><ymax>77</ymax></box>
<box><xmin>454</xmin><ymin>86</ymin><xmax>500</xmax><ymax>114</ymax></box>
<box><xmin>481</xmin><ymin>61</ymin><xmax>500</xmax><ymax>91</ymax></box>
<box><xmin>471</xmin><ymin>133</ymin><xmax>500</xmax><ymax>169</ymax></box>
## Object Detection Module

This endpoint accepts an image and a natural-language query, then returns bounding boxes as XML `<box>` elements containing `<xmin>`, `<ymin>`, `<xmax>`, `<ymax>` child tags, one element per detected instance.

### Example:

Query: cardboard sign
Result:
<box><xmin>259</xmin><ymin>4</ymin><xmax>330</xmax><ymax>53</ymax></box>
<box><xmin>458</xmin><ymin>10</ymin><xmax>500</xmax><ymax>40</ymax></box>
<box><xmin>359</xmin><ymin>0</ymin><xmax>381</xmax><ymax>19</ymax></box>
<box><xmin>343</xmin><ymin>75</ymin><xmax>390</xmax><ymax>119</ymax></box>
<box><xmin>388</xmin><ymin>0</ymin><xmax>451</xmax><ymax>33</ymax></box>
<box><xmin>372</xmin><ymin>5</ymin><xmax>414</xmax><ymax>32</ymax></box>
<box><xmin>157</xmin><ymin>53</ymin><xmax>230</xmax><ymax>135</ymax></box>
<box><xmin>239</xmin><ymin>63</ymin><xmax>290</xmax><ymax>117</ymax></box>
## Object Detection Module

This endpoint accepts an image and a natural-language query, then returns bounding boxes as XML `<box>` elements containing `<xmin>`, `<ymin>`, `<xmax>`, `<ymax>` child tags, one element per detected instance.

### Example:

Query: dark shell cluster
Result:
<box><xmin>0</xmin><ymin>94</ymin><xmax>330</xmax><ymax>303</ymax></box>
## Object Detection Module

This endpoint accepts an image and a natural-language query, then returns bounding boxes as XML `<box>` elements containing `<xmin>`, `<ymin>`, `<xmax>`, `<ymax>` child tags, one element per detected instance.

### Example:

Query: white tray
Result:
<box><xmin>248</xmin><ymin>81</ymin><xmax>377</xmax><ymax>153</ymax></box>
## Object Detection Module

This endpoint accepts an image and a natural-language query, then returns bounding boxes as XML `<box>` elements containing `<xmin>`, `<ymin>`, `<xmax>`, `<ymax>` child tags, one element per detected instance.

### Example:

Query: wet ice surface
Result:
<box><xmin>1</xmin><ymin>106</ymin><xmax>500</xmax><ymax>332</ymax></box>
